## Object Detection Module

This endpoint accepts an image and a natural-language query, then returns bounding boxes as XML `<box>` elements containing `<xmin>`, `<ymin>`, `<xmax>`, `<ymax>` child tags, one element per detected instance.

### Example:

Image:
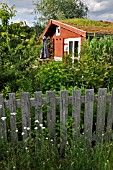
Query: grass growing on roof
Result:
<box><xmin>59</xmin><ymin>18</ymin><xmax>113</xmax><ymax>34</ymax></box>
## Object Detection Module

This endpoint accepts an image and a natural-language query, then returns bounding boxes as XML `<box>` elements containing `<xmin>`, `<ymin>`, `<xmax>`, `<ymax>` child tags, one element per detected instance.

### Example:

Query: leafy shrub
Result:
<box><xmin>79</xmin><ymin>36</ymin><xmax>113</xmax><ymax>92</ymax></box>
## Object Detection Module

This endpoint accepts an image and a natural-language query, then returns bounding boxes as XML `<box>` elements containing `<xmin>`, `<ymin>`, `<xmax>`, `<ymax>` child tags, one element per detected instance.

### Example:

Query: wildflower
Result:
<box><xmin>10</xmin><ymin>112</ymin><xmax>17</xmax><ymax>116</ymax></box>
<box><xmin>16</xmin><ymin>129</ymin><xmax>18</xmax><ymax>133</ymax></box>
<box><xmin>22</xmin><ymin>132</ymin><xmax>25</xmax><ymax>135</ymax></box>
<box><xmin>1</xmin><ymin>117</ymin><xmax>6</xmax><ymax>121</ymax></box>
<box><xmin>107</xmin><ymin>160</ymin><xmax>109</xmax><ymax>163</ymax></box>
<box><xmin>71</xmin><ymin>162</ymin><xmax>74</xmax><ymax>166</ymax></box>
<box><xmin>39</xmin><ymin>124</ymin><xmax>43</xmax><ymax>127</ymax></box>
<box><xmin>25</xmin><ymin>147</ymin><xmax>28</xmax><ymax>150</ymax></box>
<box><xmin>32</xmin><ymin>65</ymin><xmax>37</xmax><ymax>68</ymax></box>
<box><xmin>1</xmin><ymin>136</ymin><xmax>3</xmax><ymax>139</ymax></box>
<box><xmin>35</xmin><ymin>119</ymin><xmax>39</xmax><ymax>123</ymax></box>
<box><xmin>51</xmin><ymin>139</ymin><xmax>53</xmax><ymax>142</ymax></box>
<box><xmin>46</xmin><ymin>137</ymin><xmax>48</xmax><ymax>140</ymax></box>
<box><xmin>24</xmin><ymin>127</ymin><xmax>27</xmax><ymax>130</ymax></box>
<box><xmin>105</xmin><ymin>163</ymin><xmax>107</xmax><ymax>166</ymax></box>
<box><xmin>81</xmin><ymin>75</ymin><xmax>84</xmax><ymax>79</ymax></box>
<box><xmin>66</xmin><ymin>141</ymin><xmax>69</xmax><ymax>145</ymax></box>
<box><xmin>27</xmin><ymin>127</ymin><xmax>30</xmax><ymax>131</ymax></box>
<box><xmin>34</xmin><ymin>127</ymin><xmax>38</xmax><ymax>130</ymax></box>
<box><xmin>42</xmin><ymin>127</ymin><xmax>45</xmax><ymax>130</ymax></box>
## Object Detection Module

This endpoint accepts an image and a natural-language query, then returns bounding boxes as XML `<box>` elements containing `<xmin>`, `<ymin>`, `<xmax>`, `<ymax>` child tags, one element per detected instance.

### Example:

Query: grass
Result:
<box><xmin>1</xmin><ymin>132</ymin><xmax>113</xmax><ymax>170</ymax></box>
<box><xmin>59</xmin><ymin>18</ymin><xmax>113</xmax><ymax>34</ymax></box>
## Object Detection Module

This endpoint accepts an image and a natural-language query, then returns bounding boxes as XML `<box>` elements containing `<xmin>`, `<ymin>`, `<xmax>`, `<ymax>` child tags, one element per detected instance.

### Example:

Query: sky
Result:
<box><xmin>1</xmin><ymin>0</ymin><xmax>113</xmax><ymax>26</ymax></box>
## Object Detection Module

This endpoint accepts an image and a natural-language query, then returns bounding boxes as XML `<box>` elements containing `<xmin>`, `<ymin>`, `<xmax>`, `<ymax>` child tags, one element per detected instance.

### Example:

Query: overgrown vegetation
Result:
<box><xmin>1</xmin><ymin>129</ymin><xmax>113</xmax><ymax>170</ymax></box>
<box><xmin>60</xmin><ymin>18</ymin><xmax>113</xmax><ymax>34</ymax></box>
<box><xmin>1</xmin><ymin>2</ymin><xmax>113</xmax><ymax>169</ymax></box>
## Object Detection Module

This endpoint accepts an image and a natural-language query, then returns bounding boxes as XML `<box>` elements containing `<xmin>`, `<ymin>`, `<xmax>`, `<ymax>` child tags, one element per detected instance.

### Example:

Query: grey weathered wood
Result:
<box><xmin>0</xmin><ymin>94</ymin><xmax>7</xmax><ymax>140</ymax></box>
<box><xmin>72</xmin><ymin>90</ymin><xmax>81</xmax><ymax>137</ymax></box>
<box><xmin>96</xmin><ymin>88</ymin><xmax>107</xmax><ymax>142</ymax></box>
<box><xmin>84</xmin><ymin>89</ymin><xmax>94</xmax><ymax>146</ymax></box>
<box><xmin>60</xmin><ymin>90</ymin><xmax>68</xmax><ymax>154</ymax></box>
<box><xmin>9</xmin><ymin>93</ymin><xmax>18</xmax><ymax>142</ymax></box>
<box><xmin>34</xmin><ymin>92</ymin><xmax>43</xmax><ymax>123</ymax></box>
<box><xmin>106</xmin><ymin>89</ymin><xmax>113</xmax><ymax>140</ymax></box>
<box><xmin>34</xmin><ymin>92</ymin><xmax>43</xmax><ymax>136</ymax></box>
<box><xmin>47</xmin><ymin>91</ymin><xmax>56</xmax><ymax>139</ymax></box>
<box><xmin>3</xmin><ymin>94</ymin><xmax>112</xmax><ymax>109</ymax></box>
<box><xmin>20</xmin><ymin>92</ymin><xmax>31</xmax><ymax>140</ymax></box>
<box><xmin>0</xmin><ymin>88</ymin><xmax>113</xmax><ymax>145</ymax></box>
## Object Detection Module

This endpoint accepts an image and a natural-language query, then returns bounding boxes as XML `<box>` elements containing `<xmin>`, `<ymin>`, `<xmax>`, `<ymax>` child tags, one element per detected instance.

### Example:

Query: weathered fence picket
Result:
<box><xmin>0</xmin><ymin>88</ymin><xmax>113</xmax><ymax>150</ymax></box>
<box><xmin>106</xmin><ymin>89</ymin><xmax>113</xmax><ymax>140</ymax></box>
<box><xmin>20</xmin><ymin>92</ymin><xmax>31</xmax><ymax>140</ymax></box>
<box><xmin>72</xmin><ymin>90</ymin><xmax>81</xmax><ymax>137</ymax></box>
<box><xmin>96</xmin><ymin>88</ymin><xmax>107</xmax><ymax>142</ymax></box>
<box><xmin>34</xmin><ymin>91</ymin><xmax>43</xmax><ymax>123</ymax></box>
<box><xmin>47</xmin><ymin>91</ymin><xmax>56</xmax><ymax>139</ymax></box>
<box><xmin>84</xmin><ymin>89</ymin><xmax>94</xmax><ymax>146</ymax></box>
<box><xmin>0</xmin><ymin>94</ymin><xmax>7</xmax><ymax>140</ymax></box>
<box><xmin>60</xmin><ymin>90</ymin><xmax>68</xmax><ymax>154</ymax></box>
<box><xmin>9</xmin><ymin>93</ymin><xmax>18</xmax><ymax>143</ymax></box>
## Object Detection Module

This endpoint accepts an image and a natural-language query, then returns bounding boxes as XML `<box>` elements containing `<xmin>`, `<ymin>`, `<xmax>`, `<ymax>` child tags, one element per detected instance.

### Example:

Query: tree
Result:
<box><xmin>33</xmin><ymin>0</ymin><xmax>88</xmax><ymax>23</ymax></box>
<box><xmin>0</xmin><ymin>2</ymin><xmax>42</xmax><ymax>96</ymax></box>
<box><xmin>0</xmin><ymin>1</ymin><xmax>16</xmax><ymax>26</ymax></box>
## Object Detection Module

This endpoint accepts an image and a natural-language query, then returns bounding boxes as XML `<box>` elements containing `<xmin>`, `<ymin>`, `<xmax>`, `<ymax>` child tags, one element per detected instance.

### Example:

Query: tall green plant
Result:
<box><xmin>79</xmin><ymin>36</ymin><xmax>113</xmax><ymax>92</ymax></box>
<box><xmin>0</xmin><ymin>2</ymin><xmax>42</xmax><ymax>97</ymax></box>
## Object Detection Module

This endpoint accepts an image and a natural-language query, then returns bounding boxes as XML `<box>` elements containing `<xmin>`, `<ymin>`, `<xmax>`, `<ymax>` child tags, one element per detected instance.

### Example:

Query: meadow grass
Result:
<box><xmin>0</xmin><ymin>132</ymin><xmax>113</xmax><ymax>170</ymax></box>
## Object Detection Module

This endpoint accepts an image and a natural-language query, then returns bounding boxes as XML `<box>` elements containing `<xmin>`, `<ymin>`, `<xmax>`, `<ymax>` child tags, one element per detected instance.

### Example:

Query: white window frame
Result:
<box><xmin>56</xmin><ymin>26</ymin><xmax>60</xmax><ymax>36</ymax></box>
<box><xmin>67</xmin><ymin>38</ymin><xmax>81</xmax><ymax>62</ymax></box>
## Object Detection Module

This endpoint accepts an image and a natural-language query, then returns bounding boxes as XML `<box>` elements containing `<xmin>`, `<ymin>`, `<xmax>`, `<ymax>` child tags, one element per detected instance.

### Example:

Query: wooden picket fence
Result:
<box><xmin>0</xmin><ymin>88</ymin><xmax>113</xmax><ymax>150</ymax></box>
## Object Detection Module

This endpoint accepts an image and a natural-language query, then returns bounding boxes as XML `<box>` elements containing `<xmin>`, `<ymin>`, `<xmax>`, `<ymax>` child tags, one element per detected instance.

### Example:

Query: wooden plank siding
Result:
<box><xmin>0</xmin><ymin>88</ymin><xmax>113</xmax><ymax>150</ymax></box>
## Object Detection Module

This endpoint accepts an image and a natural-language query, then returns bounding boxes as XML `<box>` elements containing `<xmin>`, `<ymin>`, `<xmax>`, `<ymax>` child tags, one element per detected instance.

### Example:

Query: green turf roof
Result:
<box><xmin>59</xmin><ymin>18</ymin><xmax>113</xmax><ymax>34</ymax></box>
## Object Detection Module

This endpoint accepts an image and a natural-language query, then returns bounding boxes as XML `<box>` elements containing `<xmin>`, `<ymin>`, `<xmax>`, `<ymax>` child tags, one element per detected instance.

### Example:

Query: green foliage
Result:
<box><xmin>34</xmin><ymin>60</ymin><xmax>83</xmax><ymax>93</ymax></box>
<box><xmin>1</xmin><ymin>134</ymin><xmax>113</xmax><ymax>169</ymax></box>
<box><xmin>0</xmin><ymin>2</ymin><xmax>16</xmax><ymax>26</ymax></box>
<box><xmin>60</xmin><ymin>18</ymin><xmax>113</xmax><ymax>29</ymax></box>
<box><xmin>79</xmin><ymin>36</ymin><xmax>113</xmax><ymax>92</ymax></box>
<box><xmin>81</xmin><ymin>36</ymin><xmax>113</xmax><ymax>64</ymax></box>
<box><xmin>34</xmin><ymin>0</ymin><xmax>88</xmax><ymax>23</ymax></box>
<box><xmin>0</xmin><ymin>2</ymin><xmax>43</xmax><ymax>97</ymax></box>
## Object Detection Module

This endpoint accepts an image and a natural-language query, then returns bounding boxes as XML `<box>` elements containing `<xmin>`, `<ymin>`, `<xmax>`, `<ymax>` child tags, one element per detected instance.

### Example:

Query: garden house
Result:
<box><xmin>41</xmin><ymin>18</ymin><xmax>113</xmax><ymax>62</ymax></box>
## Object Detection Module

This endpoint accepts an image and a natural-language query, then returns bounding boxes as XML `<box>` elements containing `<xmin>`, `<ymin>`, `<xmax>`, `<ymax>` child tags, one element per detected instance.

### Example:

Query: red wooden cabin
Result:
<box><xmin>41</xmin><ymin>18</ymin><xmax>113</xmax><ymax>62</ymax></box>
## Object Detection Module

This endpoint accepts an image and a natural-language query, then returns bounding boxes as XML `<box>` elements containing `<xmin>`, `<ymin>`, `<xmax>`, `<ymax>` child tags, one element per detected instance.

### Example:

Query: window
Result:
<box><xmin>68</xmin><ymin>38</ymin><xmax>81</xmax><ymax>62</ymax></box>
<box><xmin>56</xmin><ymin>26</ymin><xmax>60</xmax><ymax>36</ymax></box>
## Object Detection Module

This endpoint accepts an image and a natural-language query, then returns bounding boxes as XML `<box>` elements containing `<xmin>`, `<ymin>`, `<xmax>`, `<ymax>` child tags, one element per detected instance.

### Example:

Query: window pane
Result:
<box><xmin>74</xmin><ymin>41</ymin><xmax>78</xmax><ymax>57</ymax></box>
<box><xmin>69</xmin><ymin>41</ymin><xmax>73</xmax><ymax>55</ymax></box>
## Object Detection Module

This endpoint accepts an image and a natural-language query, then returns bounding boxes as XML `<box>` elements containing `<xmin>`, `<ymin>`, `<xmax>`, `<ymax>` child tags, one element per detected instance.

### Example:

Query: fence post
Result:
<box><xmin>34</xmin><ymin>92</ymin><xmax>43</xmax><ymax>124</ymax></box>
<box><xmin>0</xmin><ymin>94</ymin><xmax>7</xmax><ymax>141</ymax></box>
<box><xmin>47</xmin><ymin>91</ymin><xmax>56</xmax><ymax>140</ymax></box>
<box><xmin>106</xmin><ymin>88</ymin><xmax>113</xmax><ymax>140</ymax></box>
<box><xmin>72</xmin><ymin>90</ymin><xmax>81</xmax><ymax>138</ymax></box>
<box><xmin>9</xmin><ymin>93</ymin><xmax>18</xmax><ymax>143</ymax></box>
<box><xmin>60</xmin><ymin>90</ymin><xmax>68</xmax><ymax>154</ymax></box>
<box><xmin>96</xmin><ymin>88</ymin><xmax>107</xmax><ymax>142</ymax></box>
<box><xmin>20</xmin><ymin>92</ymin><xmax>31</xmax><ymax>140</ymax></box>
<box><xmin>84</xmin><ymin>89</ymin><xmax>94</xmax><ymax>147</ymax></box>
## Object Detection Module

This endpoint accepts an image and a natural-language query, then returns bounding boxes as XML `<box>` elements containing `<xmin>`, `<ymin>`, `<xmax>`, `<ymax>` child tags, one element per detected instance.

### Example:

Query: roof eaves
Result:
<box><xmin>87</xmin><ymin>32</ymin><xmax>113</xmax><ymax>37</ymax></box>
